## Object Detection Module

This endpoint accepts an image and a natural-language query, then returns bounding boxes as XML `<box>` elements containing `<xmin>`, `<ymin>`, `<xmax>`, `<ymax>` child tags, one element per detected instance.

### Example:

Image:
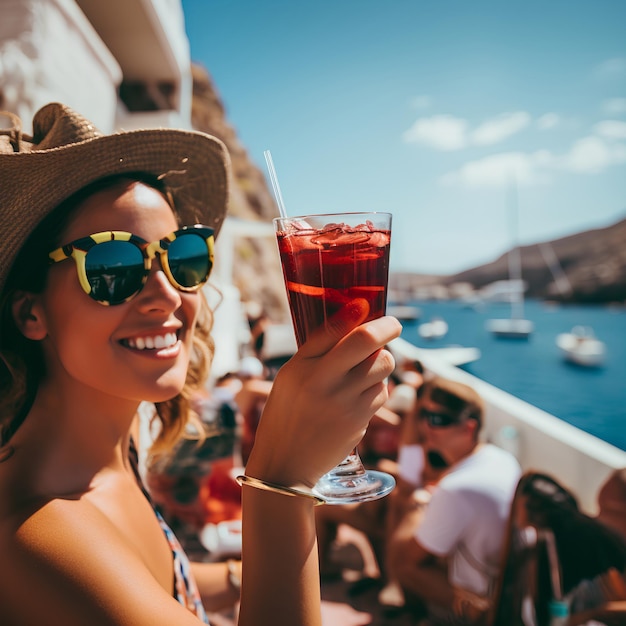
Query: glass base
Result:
<box><xmin>313</xmin><ymin>469</ymin><xmax>396</xmax><ymax>504</ymax></box>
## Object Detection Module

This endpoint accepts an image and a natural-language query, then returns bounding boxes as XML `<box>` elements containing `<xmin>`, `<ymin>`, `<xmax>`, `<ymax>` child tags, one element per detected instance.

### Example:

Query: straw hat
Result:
<box><xmin>0</xmin><ymin>102</ymin><xmax>230</xmax><ymax>297</ymax></box>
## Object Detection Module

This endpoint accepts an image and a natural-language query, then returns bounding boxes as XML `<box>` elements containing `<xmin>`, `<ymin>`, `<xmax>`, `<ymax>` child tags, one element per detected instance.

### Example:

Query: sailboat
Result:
<box><xmin>486</xmin><ymin>181</ymin><xmax>534</xmax><ymax>339</ymax></box>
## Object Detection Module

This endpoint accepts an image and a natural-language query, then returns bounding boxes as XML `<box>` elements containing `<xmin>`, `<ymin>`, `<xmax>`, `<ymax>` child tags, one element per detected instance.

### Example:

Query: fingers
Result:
<box><xmin>297</xmin><ymin>298</ymin><xmax>371</xmax><ymax>359</ymax></box>
<box><xmin>245</xmin><ymin>311</ymin><xmax>402</xmax><ymax>488</ymax></box>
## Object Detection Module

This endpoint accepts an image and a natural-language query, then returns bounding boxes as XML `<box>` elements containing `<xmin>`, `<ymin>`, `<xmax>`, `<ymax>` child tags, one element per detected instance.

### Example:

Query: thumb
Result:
<box><xmin>298</xmin><ymin>298</ymin><xmax>371</xmax><ymax>358</ymax></box>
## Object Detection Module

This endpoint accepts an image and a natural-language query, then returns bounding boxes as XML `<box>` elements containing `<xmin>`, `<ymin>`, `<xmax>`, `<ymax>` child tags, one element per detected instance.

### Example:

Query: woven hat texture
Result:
<box><xmin>0</xmin><ymin>102</ymin><xmax>230</xmax><ymax>296</ymax></box>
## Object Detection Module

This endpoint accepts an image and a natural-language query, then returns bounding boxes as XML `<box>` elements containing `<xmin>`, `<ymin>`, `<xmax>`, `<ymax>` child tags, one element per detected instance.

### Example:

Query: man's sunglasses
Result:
<box><xmin>48</xmin><ymin>225</ymin><xmax>214</xmax><ymax>306</ymax></box>
<box><xmin>419</xmin><ymin>408</ymin><xmax>463</xmax><ymax>428</ymax></box>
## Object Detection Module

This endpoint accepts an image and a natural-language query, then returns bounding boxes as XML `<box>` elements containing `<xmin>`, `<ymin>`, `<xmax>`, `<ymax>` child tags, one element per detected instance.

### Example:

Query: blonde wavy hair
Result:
<box><xmin>150</xmin><ymin>288</ymin><xmax>214</xmax><ymax>456</ymax></box>
<box><xmin>0</xmin><ymin>174</ymin><xmax>216</xmax><ymax>454</ymax></box>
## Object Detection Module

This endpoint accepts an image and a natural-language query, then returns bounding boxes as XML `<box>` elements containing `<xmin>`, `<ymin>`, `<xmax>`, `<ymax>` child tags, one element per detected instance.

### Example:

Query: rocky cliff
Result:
<box><xmin>190</xmin><ymin>63</ymin><xmax>289</xmax><ymax>321</ymax></box>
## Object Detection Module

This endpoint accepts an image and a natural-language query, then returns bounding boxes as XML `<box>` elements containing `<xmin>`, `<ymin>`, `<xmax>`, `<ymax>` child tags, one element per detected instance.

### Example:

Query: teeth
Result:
<box><xmin>126</xmin><ymin>332</ymin><xmax>177</xmax><ymax>350</ymax></box>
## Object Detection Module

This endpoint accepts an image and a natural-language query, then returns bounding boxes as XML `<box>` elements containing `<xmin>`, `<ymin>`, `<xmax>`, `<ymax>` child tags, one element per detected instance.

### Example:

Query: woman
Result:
<box><xmin>0</xmin><ymin>103</ymin><xmax>401</xmax><ymax>625</ymax></box>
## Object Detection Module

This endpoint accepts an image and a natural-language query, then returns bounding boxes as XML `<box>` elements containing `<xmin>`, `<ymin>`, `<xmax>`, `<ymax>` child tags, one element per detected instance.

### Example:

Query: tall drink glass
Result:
<box><xmin>273</xmin><ymin>212</ymin><xmax>395</xmax><ymax>504</ymax></box>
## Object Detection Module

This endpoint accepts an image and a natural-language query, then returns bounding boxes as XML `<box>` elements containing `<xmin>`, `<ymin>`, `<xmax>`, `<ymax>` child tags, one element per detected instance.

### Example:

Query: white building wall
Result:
<box><xmin>0</xmin><ymin>0</ymin><xmax>122</xmax><ymax>133</ymax></box>
<box><xmin>139</xmin><ymin>0</ymin><xmax>192</xmax><ymax>127</ymax></box>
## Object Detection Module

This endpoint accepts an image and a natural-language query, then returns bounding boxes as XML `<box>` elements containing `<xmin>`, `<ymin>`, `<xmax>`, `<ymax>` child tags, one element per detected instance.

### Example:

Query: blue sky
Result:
<box><xmin>181</xmin><ymin>0</ymin><xmax>626</xmax><ymax>274</ymax></box>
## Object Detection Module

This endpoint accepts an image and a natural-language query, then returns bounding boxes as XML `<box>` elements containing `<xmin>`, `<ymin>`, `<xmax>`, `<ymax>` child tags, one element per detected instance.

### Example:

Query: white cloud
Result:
<box><xmin>559</xmin><ymin>136</ymin><xmax>626</xmax><ymax>173</ymax></box>
<box><xmin>439</xmin><ymin>151</ymin><xmax>549</xmax><ymax>188</ymax></box>
<box><xmin>471</xmin><ymin>111</ymin><xmax>531</xmax><ymax>145</ymax></box>
<box><xmin>411</xmin><ymin>95</ymin><xmax>433</xmax><ymax>110</ymax></box>
<box><xmin>440</xmin><ymin>134</ymin><xmax>626</xmax><ymax>188</ymax></box>
<box><xmin>402</xmin><ymin>114</ymin><xmax>468</xmax><ymax>151</ymax></box>
<box><xmin>403</xmin><ymin>111</ymin><xmax>534</xmax><ymax>151</ymax></box>
<box><xmin>594</xmin><ymin>57</ymin><xmax>626</xmax><ymax>80</ymax></box>
<box><xmin>602</xmin><ymin>98</ymin><xmax>626</xmax><ymax>115</ymax></box>
<box><xmin>537</xmin><ymin>113</ymin><xmax>560</xmax><ymax>130</ymax></box>
<box><xmin>593</xmin><ymin>120</ymin><xmax>626</xmax><ymax>140</ymax></box>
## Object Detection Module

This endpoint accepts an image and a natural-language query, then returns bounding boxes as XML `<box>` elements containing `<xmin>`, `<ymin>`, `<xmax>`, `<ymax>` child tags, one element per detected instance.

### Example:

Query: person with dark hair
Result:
<box><xmin>389</xmin><ymin>376</ymin><xmax>522</xmax><ymax>625</ymax></box>
<box><xmin>493</xmin><ymin>471</ymin><xmax>626</xmax><ymax>625</ymax></box>
<box><xmin>0</xmin><ymin>103</ymin><xmax>401</xmax><ymax>625</ymax></box>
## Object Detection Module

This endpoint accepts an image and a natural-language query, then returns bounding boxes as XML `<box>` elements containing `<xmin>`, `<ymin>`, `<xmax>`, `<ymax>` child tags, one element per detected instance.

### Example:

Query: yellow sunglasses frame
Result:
<box><xmin>48</xmin><ymin>224</ymin><xmax>215</xmax><ymax>305</ymax></box>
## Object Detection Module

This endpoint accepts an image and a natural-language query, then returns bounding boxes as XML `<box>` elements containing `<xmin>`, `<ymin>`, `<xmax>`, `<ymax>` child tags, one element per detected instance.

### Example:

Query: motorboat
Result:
<box><xmin>418</xmin><ymin>316</ymin><xmax>449</xmax><ymax>340</ymax></box>
<box><xmin>556</xmin><ymin>326</ymin><xmax>606</xmax><ymax>367</ymax></box>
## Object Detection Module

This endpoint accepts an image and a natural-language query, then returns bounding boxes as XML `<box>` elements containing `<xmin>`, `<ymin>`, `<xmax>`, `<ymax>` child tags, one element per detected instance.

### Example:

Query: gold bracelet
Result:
<box><xmin>236</xmin><ymin>475</ymin><xmax>325</xmax><ymax>506</ymax></box>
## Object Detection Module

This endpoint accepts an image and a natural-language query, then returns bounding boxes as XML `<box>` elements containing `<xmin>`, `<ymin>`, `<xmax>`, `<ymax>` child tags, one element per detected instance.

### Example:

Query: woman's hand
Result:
<box><xmin>245</xmin><ymin>299</ymin><xmax>402</xmax><ymax>489</ymax></box>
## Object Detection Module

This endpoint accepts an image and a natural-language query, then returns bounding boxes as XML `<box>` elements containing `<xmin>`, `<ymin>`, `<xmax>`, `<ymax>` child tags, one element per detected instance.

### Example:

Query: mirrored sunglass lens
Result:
<box><xmin>168</xmin><ymin>233</ymin><xmax>211</xmax><ymax>288</ymax></box>
<box><xmin>85</xmin><ymin>240</ymin><xmax>144</xmax><ymax>303</ymax></box>
<box><xmin>424</xmin><ymin>411</ymin><xmax>455</xmax><ymax>427</ymax></box>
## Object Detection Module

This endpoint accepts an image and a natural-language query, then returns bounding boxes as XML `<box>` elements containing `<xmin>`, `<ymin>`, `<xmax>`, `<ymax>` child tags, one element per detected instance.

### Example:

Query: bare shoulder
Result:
<box><xmin>0</xmin><ymin>498</ymin><xmax>199</xmax><ymax>626</ymax></box>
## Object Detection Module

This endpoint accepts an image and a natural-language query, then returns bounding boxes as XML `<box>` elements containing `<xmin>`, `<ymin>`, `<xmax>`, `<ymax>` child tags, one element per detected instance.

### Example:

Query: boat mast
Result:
<box><xmin>507</xmin><ymin>179</ymin><xmax>524</xmax><ymax>321</ymax></box>
<box><xmin>539</xmin><ymin>242</ymin><xmax>573</xmax><ymax>297</ymax></box>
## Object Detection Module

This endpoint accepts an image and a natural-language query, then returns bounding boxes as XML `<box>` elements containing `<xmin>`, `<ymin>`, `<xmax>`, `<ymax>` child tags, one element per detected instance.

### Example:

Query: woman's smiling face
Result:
<box><xmin>38</xmin><ymin>179</ymin><xmax>201</xmax><ymax>404</ymax></box>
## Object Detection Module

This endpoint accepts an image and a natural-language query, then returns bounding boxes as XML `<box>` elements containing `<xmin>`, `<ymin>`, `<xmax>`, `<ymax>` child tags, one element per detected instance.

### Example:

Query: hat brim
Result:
<box><xmin>0</xmin><ymin>127</ymin><xmax>230</xmax><ymax>296</ymax></box>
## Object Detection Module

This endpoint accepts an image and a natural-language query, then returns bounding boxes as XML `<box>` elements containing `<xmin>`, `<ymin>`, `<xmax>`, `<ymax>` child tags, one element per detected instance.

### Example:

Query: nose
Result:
<box><xmin>135</xmin><ymin>257</ymin><xmax>182</xmax><ymax>312</ymax></box>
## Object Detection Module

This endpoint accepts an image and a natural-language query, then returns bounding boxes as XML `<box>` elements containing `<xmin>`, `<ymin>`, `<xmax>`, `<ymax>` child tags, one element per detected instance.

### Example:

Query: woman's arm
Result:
<box><xmin>240</xmin><ymin>489</ymin><xmax>320</xmax><ymax>625</ymax></box>
<box><xmin>239</xmin><ymin>301</ymin><xmax>401</xmax><ymax>625</ymax></box>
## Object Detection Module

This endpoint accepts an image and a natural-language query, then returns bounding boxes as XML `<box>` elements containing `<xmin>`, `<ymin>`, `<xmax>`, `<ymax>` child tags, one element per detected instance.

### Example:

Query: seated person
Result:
<box><xmin>315</xmin><ymin>372</ymin><xmax>445</xmax><ymax>586</ymax></box>
<box><xmin>493</xmin><ymin>471</ymin><xmax>626</xmax><ymax>626</ymax></box>
<box><xmin>377</xmin><ymin>379</ymin><xmax>450</xmax><ymax>611</ymax></box>
<box><xmin>234</xmin><ymin>356</ymin><xmax>273</xmax><ymax>466</ymax></box>
<box><xmin>390</xmin><ymin>377</ymin><xmax>522</xmax><ymax>625</ymax></box>
<box><xmin>359</xmin><ymin>381</ymin><xmax>416</xmax><ymax>465</ymax></box>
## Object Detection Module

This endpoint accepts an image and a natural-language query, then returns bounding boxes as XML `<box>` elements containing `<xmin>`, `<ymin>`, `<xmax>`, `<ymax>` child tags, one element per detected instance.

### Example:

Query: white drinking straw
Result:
<box><xmin>263</xmin><ymin>149</ymin><xmax>288</xmax><ymax>218</ymax></box>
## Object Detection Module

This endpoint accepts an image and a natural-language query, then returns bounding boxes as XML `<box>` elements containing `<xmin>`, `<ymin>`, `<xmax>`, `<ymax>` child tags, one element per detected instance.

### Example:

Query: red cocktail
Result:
<box><xmin>276</xmin><ymin>222</ymin><xmax>390</xmax><ymax>345</ymax></box>
<box><xmin>273</xmin><ymin>212</ymin><xmax>395</xmax><ymax>503</ymax></box>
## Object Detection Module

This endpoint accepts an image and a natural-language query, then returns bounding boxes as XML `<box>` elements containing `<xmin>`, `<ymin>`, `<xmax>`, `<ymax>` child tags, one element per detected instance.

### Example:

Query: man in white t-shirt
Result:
<box><xmin>392</xmin><ymin>377</ymin><xmax>521</xmax><ymax>625</ymax></box>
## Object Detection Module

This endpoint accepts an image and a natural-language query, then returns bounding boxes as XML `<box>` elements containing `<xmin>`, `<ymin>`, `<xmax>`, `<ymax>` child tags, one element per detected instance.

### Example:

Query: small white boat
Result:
<box><xmin>418</xmin><ymin>317</ymin><xmax>449</xmax><ymax>340</ymax></box>
<box><xmin>486</xmin><ymin>317</ymin><xmax>534</xmax><ymax>339</ymax></box>
<box><xmin>556</xmin><ymin>326</ymin><xmax>606</xmax><ymax>367</ymax></box>
<box><xmin>387</xmin><ymin>304</ymin><xmax>422</xmax><ymax>322</ymax></box>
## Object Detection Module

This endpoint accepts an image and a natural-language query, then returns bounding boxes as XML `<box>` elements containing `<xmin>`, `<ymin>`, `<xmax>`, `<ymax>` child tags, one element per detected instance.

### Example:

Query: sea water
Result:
<box><xmin>400</xmin><ymin>299</ymin><xmax>626</xmax><ymax>451</ymax></box>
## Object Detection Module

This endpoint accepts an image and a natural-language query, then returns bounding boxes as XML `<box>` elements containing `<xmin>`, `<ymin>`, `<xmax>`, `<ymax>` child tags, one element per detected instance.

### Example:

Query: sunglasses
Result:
<box><xmin>419</xmin><ymin>408</ymin><xmax>463</xmax><ymax>428</ymax></box>
<box><xmin>48</xmin><ymin>225</ymin><xmax>214</xmax><ymax>306</ymax></box>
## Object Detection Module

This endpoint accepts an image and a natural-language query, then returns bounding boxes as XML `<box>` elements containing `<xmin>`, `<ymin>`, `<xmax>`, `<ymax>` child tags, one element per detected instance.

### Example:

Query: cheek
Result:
<box><xmin>425</xmin><ymin>428</ymin><xmax>448</xmax><ymax>445</ymax></box>
<box><xmin>46</xmin><ymin>307</ymin><xmax>113</xmax><ymax>367</ymax></box>
<box><xmin>181</xmin><ymin>293</ymin><xmax>202</xmax><ymax>334</ymax></box>
<box><xmin>40</xmin><ymin>281</ymin><xmax>116</xmax><ymax>362</ymax></box>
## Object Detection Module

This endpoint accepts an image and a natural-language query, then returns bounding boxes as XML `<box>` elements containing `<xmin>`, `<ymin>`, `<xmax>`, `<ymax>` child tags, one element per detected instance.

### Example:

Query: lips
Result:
<box><xmin>123</xmin><ymin>332</ymin><xmax>178</xmax><ymax>351</ymax></box>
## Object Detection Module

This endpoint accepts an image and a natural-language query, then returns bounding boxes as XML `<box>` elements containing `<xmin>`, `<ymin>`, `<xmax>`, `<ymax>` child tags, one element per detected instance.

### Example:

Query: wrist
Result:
<box><xmin>244</xmin><ymin>451</ymin><xmax>316</xmax><ymax>492</ymax></box>
<box><xmin>236</xmin><ymin>474</ymin><xmax>325</xmax><ymax>506</ymax></box>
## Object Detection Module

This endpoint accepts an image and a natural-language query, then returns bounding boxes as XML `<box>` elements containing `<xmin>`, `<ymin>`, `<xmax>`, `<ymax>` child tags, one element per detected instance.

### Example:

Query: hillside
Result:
<box><xmin>190</xmin><ymin>63</ymin><xmax>290</xmax><ymax>321</ymax></box>
<box><xmin>446</xmin><ymin>217</ymin><xmax>626</xmax><ymax>304</ymax></box>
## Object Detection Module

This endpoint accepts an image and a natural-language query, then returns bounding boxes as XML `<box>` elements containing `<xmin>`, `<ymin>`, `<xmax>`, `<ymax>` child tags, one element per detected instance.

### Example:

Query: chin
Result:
<box><xmin>149</xmin><ymin>372</ymin><xmax>189</xmax><ymax>402</ymax></box>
